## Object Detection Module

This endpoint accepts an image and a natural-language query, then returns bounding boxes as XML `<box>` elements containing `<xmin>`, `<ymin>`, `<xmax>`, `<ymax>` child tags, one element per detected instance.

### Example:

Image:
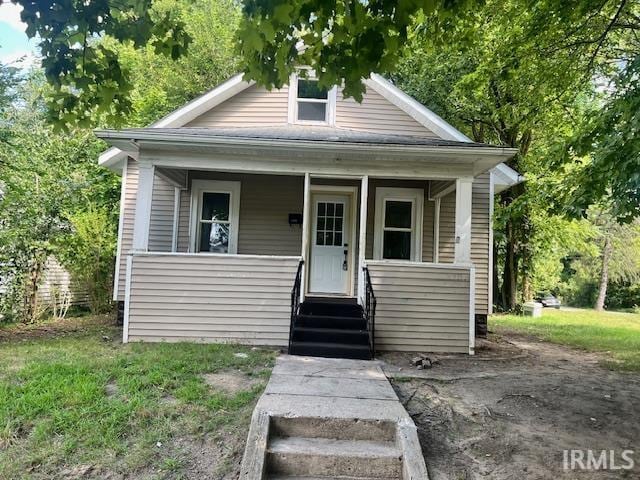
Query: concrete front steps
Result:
<box><xmin>239</xmin><ymin>356</ymin><xmax>429</xmax><ymax>480</ymax></box>
<box><xmin>265</xmin><ymin>417</ymin><xmax>402</xmax><ymax>479</ymax></box>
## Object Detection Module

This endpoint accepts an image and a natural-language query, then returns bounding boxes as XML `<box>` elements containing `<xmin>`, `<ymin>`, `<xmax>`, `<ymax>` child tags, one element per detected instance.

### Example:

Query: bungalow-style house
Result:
<box><xmin>96</xmin><ymin>72</ymin><xmax>520</xmax><ymax>359</ymax></box>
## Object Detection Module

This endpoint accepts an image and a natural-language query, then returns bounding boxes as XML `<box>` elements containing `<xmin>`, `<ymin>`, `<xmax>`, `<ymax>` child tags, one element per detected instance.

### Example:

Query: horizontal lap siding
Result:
<box><xmin>38</xmin><ymin>257</ymin><xmax>88</xmax><ymax>307</ymax></box>
<box><xmin>336</xmin><ymin>88</ymin><xmax>437</xmax><ymax>137</ymax></box>
<box><xmin>127</xmin><ymin>255</ymin><xmax>300</xmax><ymax>345</ymax></box>
<box><xmin>186</xmin><ymin>85</ymin><xmax>289</xmax><ymax>127</ymax></box>
<box><xmin>177</xmin><ymin>172</ymin><xmax>303</xmax><ymax>256</ymax></box>
<box><xmin>149</xmin><ymin>173</ymin><xmax>175</xmax><ymax>252</ymax></box>
<box><xmin>471</xmin><ymin>173</ymin><xmax>490</xmax><ymax>314</ymax></box>
<box><xmin>438</xmin><ymin>191</ymin><xmax>456</xmax><ymax>263</ymax></box>
<box><xmin>367</xmin><ymin>263</ymin><xmax>470</xmax><ymax>353</ymax></box>
<box><xmin>116</xmin><ymin>159</ymin><xmax>138</xmax><ymax>301</ymax></box>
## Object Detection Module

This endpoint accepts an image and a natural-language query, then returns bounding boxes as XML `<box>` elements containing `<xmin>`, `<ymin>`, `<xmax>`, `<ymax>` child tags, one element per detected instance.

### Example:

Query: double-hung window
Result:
<box><xmin>290</xmin><ymin>73</ymin><xmax>336</xmax><ymax>125</ymax></box>
<box><xmin>374</xmin><ymin>188</ymin><xmax>424</xmax><ymax>261</ymax></box>
<box><xmin>190</xmin><ymin>180</ymin><xmax>241</xmax><ymax>254</ymax></box>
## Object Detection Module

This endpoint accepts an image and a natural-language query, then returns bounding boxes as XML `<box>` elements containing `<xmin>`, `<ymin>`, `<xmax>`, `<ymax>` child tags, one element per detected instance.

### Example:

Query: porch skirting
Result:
<box><xmin>367</xmin><ymin>261</ymin><xmax>474</xmax><ymax>354</ymax></box>
<box><xmin>124</xmin><ymin>253</ymin><xmax>300</xmax><ymax>345</ymax></box>
<box><xmin>123</xmin><ymin>253</ymin><xmax>475</xmax><ymax>355</ymax></box>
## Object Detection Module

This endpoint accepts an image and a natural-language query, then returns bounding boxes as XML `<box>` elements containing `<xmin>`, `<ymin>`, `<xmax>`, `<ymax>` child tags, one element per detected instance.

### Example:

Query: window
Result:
<box><xmin>289</xmin><ymin>73</ymin><xmax>336</xmax><ymax>125</ymax></box>
<box><xmin>374</xmin><ymin>188</ymin><xmax>424</xmax><ymax>261</ymax></box>
<box><xmin>315</xmin><ymin>201</ymin><xmax>344</xmax><ymax>246</ymax></box>
<box><xmin>190</xmin><ymin>180</ymin><xmax>240</xmax><ymax>254</ymax></box>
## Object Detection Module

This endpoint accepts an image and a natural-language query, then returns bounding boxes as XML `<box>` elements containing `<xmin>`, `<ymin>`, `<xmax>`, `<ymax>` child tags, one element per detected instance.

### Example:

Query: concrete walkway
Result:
<box><xmin>240</xmin><ymin>355</ymin><xmax>429</xmax><ymax>479</ymax></box>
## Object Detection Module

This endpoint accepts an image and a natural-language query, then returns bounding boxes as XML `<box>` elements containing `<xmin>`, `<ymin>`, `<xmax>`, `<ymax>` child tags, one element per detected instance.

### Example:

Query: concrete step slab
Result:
<box><xmin>266</xmin><ymin>436</ymin><xmax>402</xmax><ymax>478</ymax></box>
<box><xmin>267</xmin><ymin>476</ymin><xmax>398</xmax><ymax>480</ymax></box>
<box><xmin>270</xmin><ymin>416</ymin><xmax>397</xmax><ymax>442</ymax></box>
<box><xmin>265</xmin><ymin>374</ymin><xmax>397</xmax><ymax>401</ymax></box>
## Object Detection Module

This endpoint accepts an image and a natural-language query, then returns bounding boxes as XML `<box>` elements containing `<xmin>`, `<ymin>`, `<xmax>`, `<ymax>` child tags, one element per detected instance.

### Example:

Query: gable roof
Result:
<box><xmin>99</xmin><ymin>73</ymin><xmax>476</xmax><ymax>169</ymax></box>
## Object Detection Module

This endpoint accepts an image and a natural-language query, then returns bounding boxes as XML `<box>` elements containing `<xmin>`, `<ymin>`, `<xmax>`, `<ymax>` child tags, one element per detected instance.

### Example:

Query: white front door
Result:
<box><xmin>309</xmin><ymin>194</ymin><xmax>351</xmax><ymax>295</ymax></box>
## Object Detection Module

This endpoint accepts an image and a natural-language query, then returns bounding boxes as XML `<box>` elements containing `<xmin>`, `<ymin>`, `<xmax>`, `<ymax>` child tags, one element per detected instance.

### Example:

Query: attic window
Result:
<box><xmin>296</xmin><ymin>79</ymin><xmax>328</xmax><ymax>122</ymax></box>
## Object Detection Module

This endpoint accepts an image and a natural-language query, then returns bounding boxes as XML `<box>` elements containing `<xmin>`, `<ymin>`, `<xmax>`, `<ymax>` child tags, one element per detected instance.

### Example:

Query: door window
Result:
<box><xmin>315</xmin><ymin>201</ymin><xmax>344</xmax><ymax>246</ymax></box>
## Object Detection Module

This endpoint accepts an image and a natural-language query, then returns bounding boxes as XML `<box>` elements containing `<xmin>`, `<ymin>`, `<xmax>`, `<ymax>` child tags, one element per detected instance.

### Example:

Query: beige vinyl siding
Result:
<box><xmin>37</xmin><ymin>257</ymin><xmax>88</xmax><ymax>308</ymax></box>
<box><xmin>184</xmin><ymin>83</ymin><xmax>438</xmax><ymax>138</ymax></box>
<box><xmin>178</xmin><ymin>172</ymin><xmax>304</xmax><ymax>255</ymax></box>
<box><xmin>471</xmin><ymin>173</ymin><xmax>491</xmax><ymax>314</ymax></box>
<box><xmin>336</xmin><ymin>87</ymin><xmax>437</xmax><ymax>138</ymax></box>
<box><xmin>116</xmin><ymin>158</ymin><xmax>138</xmax><ymax>301</ymax></box>
<box><xmin>177</xmin><ymin>189</ymin><xmax>190</xmax><ymax>252</ymax></box>
<box><xmin>148</xmin><ymin>173</ymin><xmax>175</xmax><ymax>252</ymax></box>
<box><xmin>438</xmin><ymin>191</ymin><xmax>456</xmax><ymax>263</ymax></box>
<box><xmin>367</xmin><ymin>262</ymin><xmax>471</xmax><ymax>353</ymax></box>
<box><xmin>116</xmin><ymin>160</ymin><xmax>178</xmax><ymax>300</ymax></box>
<box><xmin>186</xmin><ymin>84</ymin><xmax>289</xmax><ymax>128</ymax></box>
<box><xmin>422</xmin><ymin>200</ymin><xmax>435</xmax><ymax>262</ymax></box>
<box><xmin>126</xmin><ymin>254</ymin><xmax>300</xmax><ymax>345</ymax></box>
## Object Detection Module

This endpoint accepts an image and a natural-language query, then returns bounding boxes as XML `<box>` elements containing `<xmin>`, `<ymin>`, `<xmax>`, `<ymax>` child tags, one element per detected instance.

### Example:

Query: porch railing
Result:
<box><xmin>363</xmin><ymin>266</ymin><xmax>377</xmax><ymax>356</ymax></box>
<box><xmin>288</xmin><ymin>259</ymin><xmax>304</xmax><ymax>353</ymax></box>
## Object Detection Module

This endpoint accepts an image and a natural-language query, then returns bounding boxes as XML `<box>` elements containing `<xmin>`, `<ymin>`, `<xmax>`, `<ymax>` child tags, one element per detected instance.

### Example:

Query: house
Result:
<box><xmin>95</xmin><ymin>72</ymin><xmax>520</xmax><ymax>358</ymax></box>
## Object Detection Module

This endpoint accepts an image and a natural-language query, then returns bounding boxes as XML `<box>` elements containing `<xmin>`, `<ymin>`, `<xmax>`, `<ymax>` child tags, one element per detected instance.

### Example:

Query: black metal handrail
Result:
<box><xmin>289</xmin><ymin>259</ymin><xmax>304</xmax><ymax>353</ymax></box>
<box><xmin>363</xmin><ymin>266</ymin><xmax>377</xmax><ymax>357</ymax></box>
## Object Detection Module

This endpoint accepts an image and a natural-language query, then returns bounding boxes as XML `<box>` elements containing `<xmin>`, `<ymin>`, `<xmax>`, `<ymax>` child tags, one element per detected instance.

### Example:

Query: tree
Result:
<box><xmin>108</xmin><ymin>0</ymin><xmax>241</xmax><ymax>127</ymax></box>
<box><xmin>0</xmin><ymin>72</ymin><xmax>119</xmax><ymax>322</ymax></box>
<box><xmin>589</xmin><ymin>208</ymin><xmax>640</xmax><ymax>310</ymax></box>
<box><xmin>238</xmin><ymin>0</ymin><xmax>477</xmax><ymax>100</ymax></box>
<box><xmin>10</xmin><ymin>0</ymin><xmax>191</xmax><ymax>127</ymax></box>
<box><xmin>393</xmin><ymin>0</ymin><xmax>591</xmax><ymax>310</ymax></box>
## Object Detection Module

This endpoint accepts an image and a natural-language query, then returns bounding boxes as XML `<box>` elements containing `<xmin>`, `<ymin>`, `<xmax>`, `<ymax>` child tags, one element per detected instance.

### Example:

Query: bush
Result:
<box><xmin>58</xmin><ymin>206</ymin><xmax>116</xmax><ymax>314</ymax></box>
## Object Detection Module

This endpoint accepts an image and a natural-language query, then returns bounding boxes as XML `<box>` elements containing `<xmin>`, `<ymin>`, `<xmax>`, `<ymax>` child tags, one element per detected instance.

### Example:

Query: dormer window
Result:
<box><xmin>289</xmin><ymin>73</ymin><xmax>336</xmax><ymax>125</ymax></box>
<box><xmin>297</xmin><ymin>79</ymin><xmax>328</xmax><ymax>122</ymax></box>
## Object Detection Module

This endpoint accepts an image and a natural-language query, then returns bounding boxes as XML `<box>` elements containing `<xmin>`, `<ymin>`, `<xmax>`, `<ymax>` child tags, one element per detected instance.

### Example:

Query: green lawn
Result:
<box><xmin>492</xmin><ymin>308</ymin><xmax>640</xmax><ymax>371</ymax></box>
<box><xmin>0</xmin><ymin>315</ymin><xmax>276</xmax><ymax>479</ymax></box>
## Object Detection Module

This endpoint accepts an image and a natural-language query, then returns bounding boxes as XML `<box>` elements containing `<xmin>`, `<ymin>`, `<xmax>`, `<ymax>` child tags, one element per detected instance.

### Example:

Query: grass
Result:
<box><xmin>492</xmin><ymin>308</ymin><xmax>640</xmax><ymax>371</ymax></box>
<box><xmin>0</xmin><ymin>315</ymin><xmax>277</xmax><ymax>479</ymax></box>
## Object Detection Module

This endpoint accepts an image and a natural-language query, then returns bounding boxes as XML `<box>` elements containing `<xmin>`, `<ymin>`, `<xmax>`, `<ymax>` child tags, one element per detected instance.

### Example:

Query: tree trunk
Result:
<box><xmin>23</xmin><ymin>259</ymin><xmax>43</xmax><ymax>323</ymax></box>
<box><xmin>493</xmin><ymin>242</ymin><xmax>500</xmax><ymax>312</ymax></box>
<box><xmin>595</xmin><ymin>235</ymin><xmax>612</xmax><ymax>311</ymax></box>
<box><xmin>501</xmin><ymin>219</ymin><xmax>519</xmax><ymax>311</ymax></box>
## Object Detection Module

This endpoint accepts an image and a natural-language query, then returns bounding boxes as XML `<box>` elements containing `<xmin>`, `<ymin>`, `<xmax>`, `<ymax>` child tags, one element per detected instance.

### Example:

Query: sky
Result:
<box><xmin>0</xmin><ymin>2</ymin><xmax>39</xmax><ymax>68</ymax></box>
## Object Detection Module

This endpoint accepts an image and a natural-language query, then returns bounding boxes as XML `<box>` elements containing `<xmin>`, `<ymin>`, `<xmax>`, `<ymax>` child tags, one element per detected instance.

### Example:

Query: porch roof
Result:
<box><xmin>95</xmin><ymin>126</ymin><xmax>517</xmax><ymax>178</ymax></box>
<box><xmin>97</xmin><ymin>126</ymin><xmax>500</xmax><ymax>149</ymax></box>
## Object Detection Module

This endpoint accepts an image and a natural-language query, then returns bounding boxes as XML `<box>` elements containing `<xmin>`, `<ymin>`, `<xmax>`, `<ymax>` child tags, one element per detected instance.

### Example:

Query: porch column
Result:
<box><xmin>132</xmin><ymin>161</ymin><xmax>155</xmax><ymax>252</ymax></box>
<box><xmin>357</xmin><ymin>175</ymin><xmax>369</xmax><ymax>303</ymax></box>
<box><xmin>454</xmin><ymin>177</ymin><xmax>473</xmax><ymax>264</ymax></box>
<box><xmin>300</xmin><ymin>173</ymin><xmax>311</xmax><ymax>301</ymax></box>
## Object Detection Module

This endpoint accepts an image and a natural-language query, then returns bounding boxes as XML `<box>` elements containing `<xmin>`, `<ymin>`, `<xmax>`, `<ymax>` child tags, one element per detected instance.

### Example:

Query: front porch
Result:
<box><xmin>121</xmin><ymin>164</ymin><xmax>477</xmax><ymax>355</ymax></box>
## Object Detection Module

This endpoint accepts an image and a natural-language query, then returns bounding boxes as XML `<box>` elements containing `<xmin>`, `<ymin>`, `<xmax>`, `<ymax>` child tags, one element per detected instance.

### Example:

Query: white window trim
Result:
<box><xmin>373</xmin><ymin>187</ymin><xmax>424</xmax><ymax>262</ymax></box>
<box><xmin>288</xmin><ymin>72</ymin><xmax>337</xmax><ymax>126</ymax></box>
<box><xmin>189</xmin><ymin>179</ymin><xmax>241</xmax><ymax>254</ymax></box>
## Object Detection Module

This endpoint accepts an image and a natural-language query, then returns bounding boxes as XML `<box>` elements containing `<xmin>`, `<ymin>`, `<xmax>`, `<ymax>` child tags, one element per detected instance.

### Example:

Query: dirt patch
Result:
<box><xmin>382</xmin><ymin>333</ymin><xmax>640</xmax><ymax>479</ymax></box>
<box><xmin>0</xmin><ymin>314</ymin><xmax>117</xmax><ymax>343</ymax></box>
<box><xmin>202</xmin><ymin>370</ymin><xmax>261</xmax><ymax>395</ymax></box>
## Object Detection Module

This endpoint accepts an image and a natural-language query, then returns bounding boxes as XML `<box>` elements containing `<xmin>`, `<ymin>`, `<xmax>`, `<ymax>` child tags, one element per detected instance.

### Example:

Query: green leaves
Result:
<box><xmin>13</xmin><ymin>0</ymin><xmax>192</xmax><ymax>128</ymax></box>
<box><xmin>237</xmin><ymin>0</ymin><xmax>474</xmax><ymax>100</ymax></box>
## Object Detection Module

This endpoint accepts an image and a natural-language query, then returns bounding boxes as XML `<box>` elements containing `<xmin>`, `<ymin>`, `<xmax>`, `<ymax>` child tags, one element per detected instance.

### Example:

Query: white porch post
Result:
<box><xmin>357</xmin><ymin>175</ymin><xmax>369</xmax><ymax>303</ymax></box>
<box><xmin>132</xmin><ymin>161</ymin><xmax>155</xmax><ymax>252</ymax></box>
<box><xmin>454</xmin><ymin>177</ymin><xmax>473</xmax><ymax>264</ymax></box>
<box><xmin>300</xmin><ymin>173</ymin><xmax>311</xmax><ymax>302</ymax></box>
